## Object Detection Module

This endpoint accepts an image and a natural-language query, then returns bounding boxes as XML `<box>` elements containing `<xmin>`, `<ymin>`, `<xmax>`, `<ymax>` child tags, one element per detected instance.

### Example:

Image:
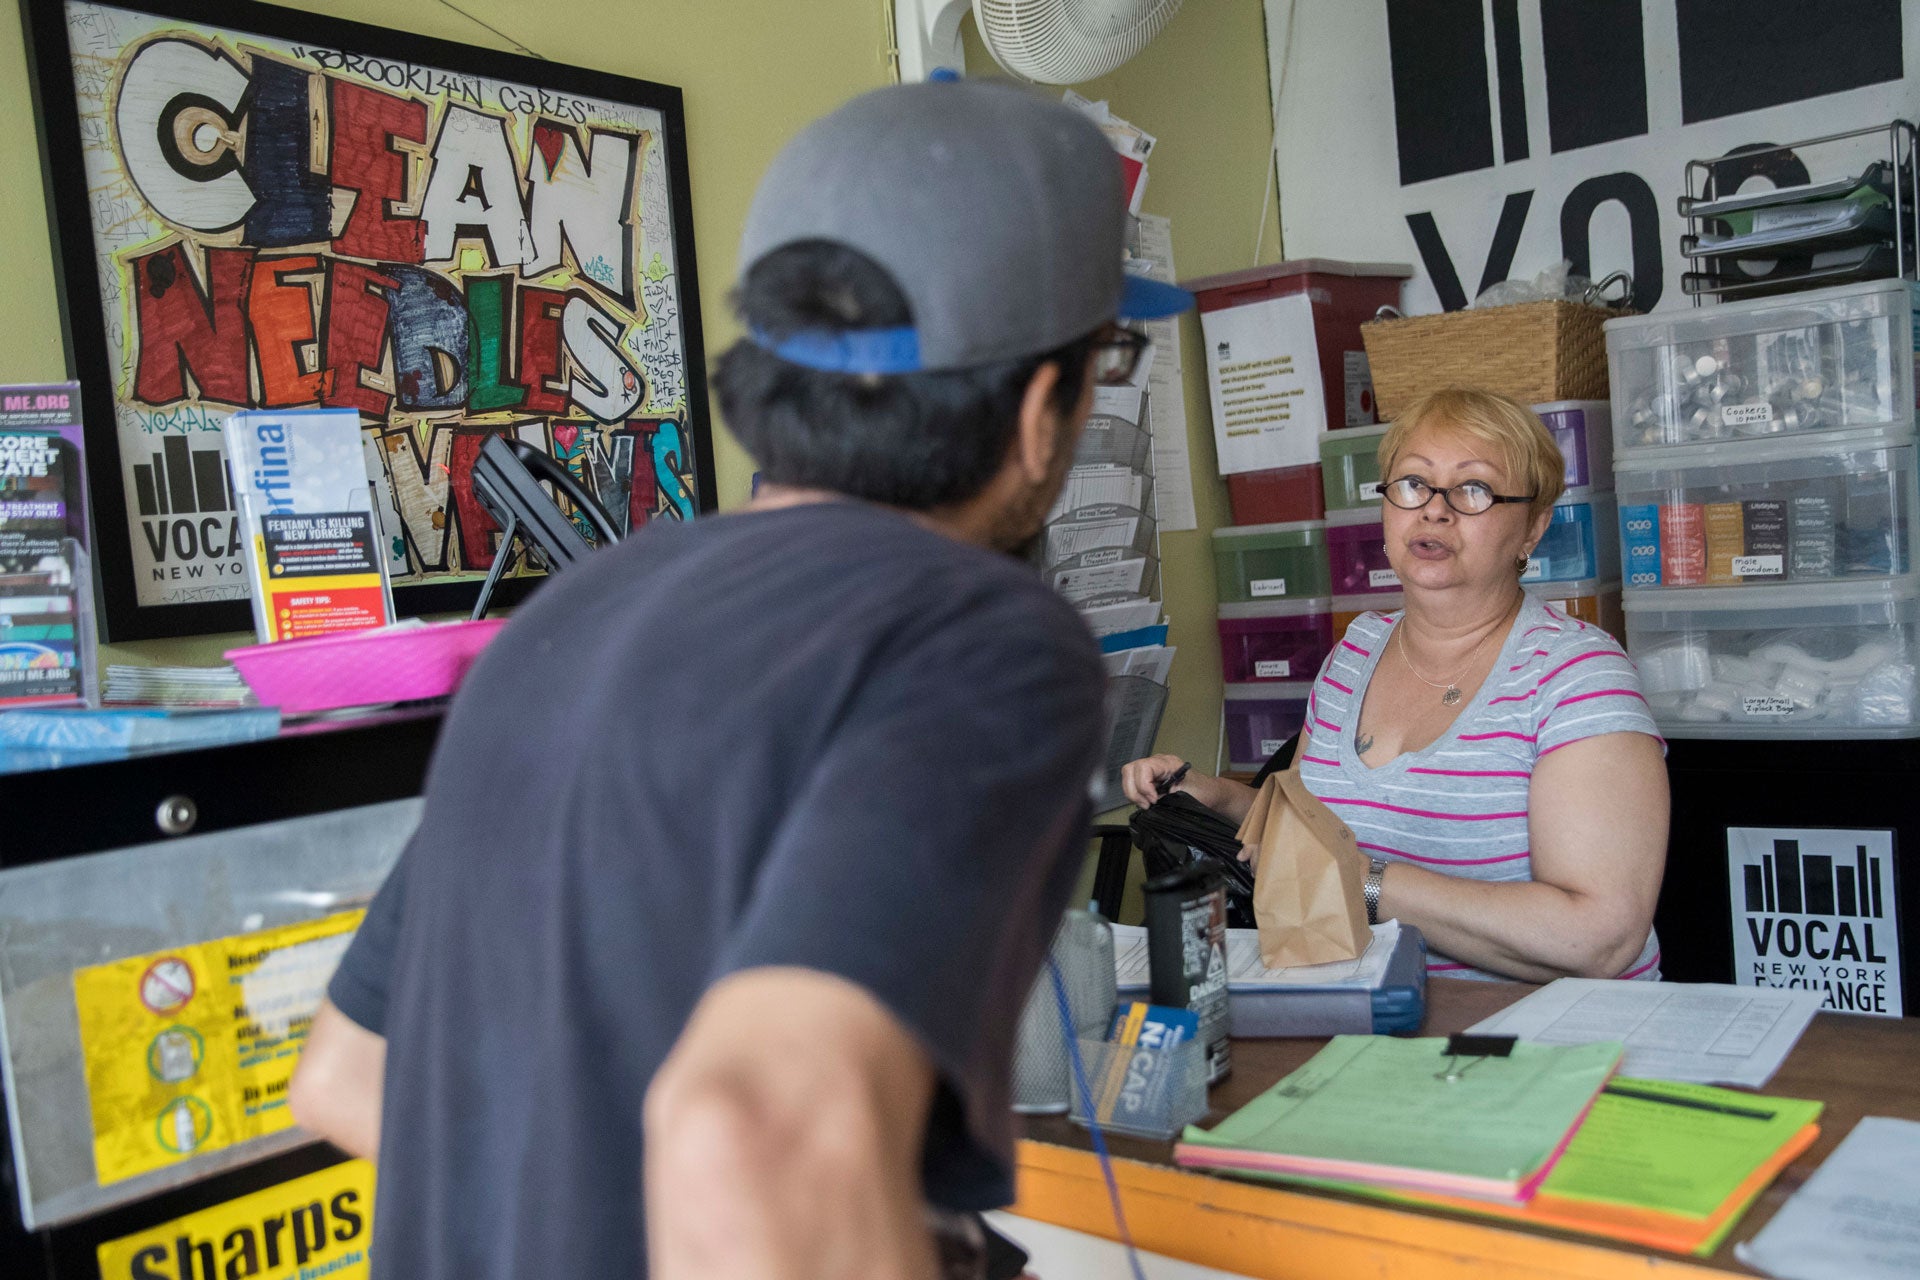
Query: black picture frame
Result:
<box><xmin>20</xmin><ymin>0</ymin><xmax>714</xmax><ymax>640</ymax></box>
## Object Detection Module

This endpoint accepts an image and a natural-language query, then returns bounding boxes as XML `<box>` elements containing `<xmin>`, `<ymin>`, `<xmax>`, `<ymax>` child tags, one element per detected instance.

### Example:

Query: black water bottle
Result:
<box><xmin>1144</xmin><ymin>865</ymin><xmax>1232</xmax><ymax>1084</ymax></box>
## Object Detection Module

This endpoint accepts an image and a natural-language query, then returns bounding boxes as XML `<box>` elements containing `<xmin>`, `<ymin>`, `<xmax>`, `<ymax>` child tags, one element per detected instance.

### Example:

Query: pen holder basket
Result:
<box><xmin>1069</xmin><ymin>1035</ymin><xmax>1207</xmax><ymax>1140</ymax></box>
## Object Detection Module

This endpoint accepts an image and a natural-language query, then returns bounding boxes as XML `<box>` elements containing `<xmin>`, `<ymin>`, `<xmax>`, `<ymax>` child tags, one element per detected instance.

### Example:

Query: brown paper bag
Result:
<box><xmin>1235</xmin><ymin>766</ymin><xmax>1371</xmax><ymax>968</ymax></box>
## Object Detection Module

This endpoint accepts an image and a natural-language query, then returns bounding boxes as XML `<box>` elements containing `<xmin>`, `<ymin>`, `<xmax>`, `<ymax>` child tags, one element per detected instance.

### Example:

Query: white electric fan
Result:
<box><xmin>894</xmin><ymin>0</ymin><xmax>1185</xmax><ymax>84</ymax></box>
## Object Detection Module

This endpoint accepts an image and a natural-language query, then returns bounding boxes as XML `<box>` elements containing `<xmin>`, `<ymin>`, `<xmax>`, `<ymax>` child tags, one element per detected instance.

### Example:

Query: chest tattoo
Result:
<box><xmin>1356</xmin><ymin>729</ymin><xmax>1374</xmax><ymax>755</ymax></box>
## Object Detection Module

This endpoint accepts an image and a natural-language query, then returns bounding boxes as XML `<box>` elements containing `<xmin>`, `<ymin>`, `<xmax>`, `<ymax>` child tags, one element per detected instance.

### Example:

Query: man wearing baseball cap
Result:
<box><xmin>291</xmin><ymin>79</ymin><xmax>1191</xmax><ymax>1280</ymax></box>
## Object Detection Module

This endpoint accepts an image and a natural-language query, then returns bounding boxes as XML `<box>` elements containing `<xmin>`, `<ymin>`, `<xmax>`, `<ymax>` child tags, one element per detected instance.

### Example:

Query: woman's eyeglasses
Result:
<box><xmin>1382</xmin><ymin>476</ymin><xmax>1535</xmax><ymax>516</ymax></box>
<box><xmin>1091</xmin><ymin>326</ymin><xmax>1151</xmax><ymax>386</ymax></box>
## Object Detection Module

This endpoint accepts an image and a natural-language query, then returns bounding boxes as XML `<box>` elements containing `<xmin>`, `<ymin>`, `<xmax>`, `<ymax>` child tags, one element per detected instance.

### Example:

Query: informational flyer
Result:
<box><xmin>1727</xmin><ymin>826</ymin><xmax>1902</xmax><ymax>1018</ymax></box>
<box><xmin>225</xmin><ymin>409</ymin><xmax>395</xmax><ymax>643</ymax></box>
<box><xmin>73</xmin><ymin>911</ymin><xmax>363</xmax><ymax>1185</ymax></box>
<box><xmin>1201</xmin><ymin>294</ymin><xmax>1328</xmax><ymax>475</ymax></box>
<box><xmin>255</xmin><ymin>511</ymin><xmax>390</xmax><ymax>641</ymax></box>
<box><xmin>96</xmin><ymin>1160</ymin><xmax>374</xmax><ymax>1280</ymax></box>
<box><xmin>0</xmin><ymin>381</ymin><xmax>91</xmax><ymax>707</ymax></box>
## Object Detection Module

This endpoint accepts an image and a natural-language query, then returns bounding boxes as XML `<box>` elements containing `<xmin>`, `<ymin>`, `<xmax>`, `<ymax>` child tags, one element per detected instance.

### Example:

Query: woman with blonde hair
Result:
<box><xmin>1125</xmin><ymin>388</ymin><xmax>1667</xmax><ymax>982</ymax></box>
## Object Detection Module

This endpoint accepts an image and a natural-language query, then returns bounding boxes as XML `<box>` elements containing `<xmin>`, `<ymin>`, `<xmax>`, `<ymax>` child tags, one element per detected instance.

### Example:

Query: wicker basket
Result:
<box><xmin>1361</xmin><ymin>299</ymin><xmax>1631</xmax><ymax>417</ymax></box>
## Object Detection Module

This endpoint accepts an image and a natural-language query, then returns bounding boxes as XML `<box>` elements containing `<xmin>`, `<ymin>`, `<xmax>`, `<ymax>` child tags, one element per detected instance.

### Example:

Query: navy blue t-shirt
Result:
<box><xmin>327</xmin><ymin>500</ymin><xmax>1105</xmax><ymax>1280</ymax></box>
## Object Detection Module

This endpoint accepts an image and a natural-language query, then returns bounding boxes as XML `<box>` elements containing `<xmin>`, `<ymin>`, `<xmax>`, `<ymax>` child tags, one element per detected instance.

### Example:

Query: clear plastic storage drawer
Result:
<box><xmin>1526</xmin><ymin>491</ymin><xmax>1619</xmax><ymax>584</ymax></box>
<box><xmin>1224</xmin><ymin>681</ymin><xmax>1312</xmax><ymax>771</ymax></box>
<box><xmin>1615</xmin><ymin>430</ymin><xmax>1916</xmax><ymax>589</ymax></box>
<box><xmin>1605</xmin><ymin>278</ymin><xmax>1916</xmax><ymax>451</ymax></box>
<box><xmin>1624</xmin><ymin>581</ymin><xmax>1920</xmax><ymax>738</ymax></box>
<box><xmin>1534</xmin><ymin>399</ymin><xmax>1613</xmax><ymax>489</ymax></box>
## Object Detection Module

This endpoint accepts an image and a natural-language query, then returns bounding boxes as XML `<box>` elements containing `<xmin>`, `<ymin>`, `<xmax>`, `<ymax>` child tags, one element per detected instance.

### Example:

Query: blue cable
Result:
<box><xmin>1049</xmin><ymin>957</ymin><xmax>1150</xmax><ymax>1280</ymax></box>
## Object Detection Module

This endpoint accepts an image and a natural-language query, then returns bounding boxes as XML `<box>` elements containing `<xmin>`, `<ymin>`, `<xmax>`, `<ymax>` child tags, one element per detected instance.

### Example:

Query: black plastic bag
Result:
<box><xmin>1128</xmin><ymin>792</ymin><xmax>1257</xmax><ymax>929</ymax></box>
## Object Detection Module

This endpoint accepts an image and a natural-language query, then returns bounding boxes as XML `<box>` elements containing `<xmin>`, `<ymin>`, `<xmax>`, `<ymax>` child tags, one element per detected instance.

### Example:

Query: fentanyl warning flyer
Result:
<box><xmin>73</xmin><ymin>911</ymin><xmax>363</xmax><ymax>1185</ymax></box>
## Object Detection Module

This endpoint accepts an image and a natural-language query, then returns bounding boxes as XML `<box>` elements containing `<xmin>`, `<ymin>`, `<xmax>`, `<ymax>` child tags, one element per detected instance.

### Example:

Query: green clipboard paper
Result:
<box><xmin>1174</xmin><ymin>1035</ymin><xmax>1624</xmax><ymax>1204</ymax></box>
<box><xmin>1552</xmin><ymin>1080</ymin><xmax>1822</xmax><ymax>1220</ymax></box>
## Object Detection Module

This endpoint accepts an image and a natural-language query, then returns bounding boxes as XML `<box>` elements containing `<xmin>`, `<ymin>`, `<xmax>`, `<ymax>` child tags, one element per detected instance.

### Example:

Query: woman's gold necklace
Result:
<box><xmin>1395</xmin><ymin>623</ymin><xmax>1494</xmax><ymax>706</ymax></box>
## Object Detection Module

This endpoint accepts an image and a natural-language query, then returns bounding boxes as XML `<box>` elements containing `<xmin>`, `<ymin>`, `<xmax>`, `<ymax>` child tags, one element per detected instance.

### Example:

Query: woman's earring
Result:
<box><xmin>1514</xmin><ymin>553</ymin><xmax>1531</xmax><ymax>576</ymax></box>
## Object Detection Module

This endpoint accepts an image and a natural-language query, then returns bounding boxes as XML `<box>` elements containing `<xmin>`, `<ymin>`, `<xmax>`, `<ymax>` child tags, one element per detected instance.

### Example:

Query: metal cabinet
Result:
<box><xmin>0</xmin><ymin>711</ymin><xmax>440</xmax><ymax>1277</ymax></box>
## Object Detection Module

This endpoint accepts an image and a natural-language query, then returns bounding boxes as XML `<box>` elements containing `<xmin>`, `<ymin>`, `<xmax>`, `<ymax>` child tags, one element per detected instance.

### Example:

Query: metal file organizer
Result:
<box><xmin>1679</xmin><ymin>120</ymin><xmax>1918</xmax><ymax>304</ymax></box>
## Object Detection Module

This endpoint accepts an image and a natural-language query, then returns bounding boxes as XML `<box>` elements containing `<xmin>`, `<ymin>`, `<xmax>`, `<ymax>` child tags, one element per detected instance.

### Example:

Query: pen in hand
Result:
<box><xmin>1158</xmin><ymin>761</ymin><xmax>1191</xmax><ymax>799</ymax></box>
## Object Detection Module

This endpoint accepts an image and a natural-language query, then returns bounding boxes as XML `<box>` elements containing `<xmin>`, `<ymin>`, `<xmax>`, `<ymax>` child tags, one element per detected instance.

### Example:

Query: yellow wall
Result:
<box><xmin>967</xmin><ymin>4</ymin><xmax>1284</xmax><ymax>797</ymax></box>
<box><xmin>0</xmin><ymin>0</ymin><xmax>895</xmax><ymax>664</ymax></box>
<box><xmin>1</xmin><ymin>0</ymin><xmax>1278</xmax><ymax>767</ymax></box>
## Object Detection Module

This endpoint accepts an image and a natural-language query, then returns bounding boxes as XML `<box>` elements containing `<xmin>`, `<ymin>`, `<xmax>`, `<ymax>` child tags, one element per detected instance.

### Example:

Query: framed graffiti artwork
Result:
<box><xmin>22</xmin><ymin>0</ymin><xmax>713</xmax><ymax>639</ymax></box>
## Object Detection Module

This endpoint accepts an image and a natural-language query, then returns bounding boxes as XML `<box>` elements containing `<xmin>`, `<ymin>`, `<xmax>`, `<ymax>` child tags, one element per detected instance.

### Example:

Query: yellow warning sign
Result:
<box><xmin>96</xmin><ymin>1159</ymin><xmax>374</xmax><ymax>1280</ymax></box>
<box><xmin>73</xmin><ymin>912</ymin><xmax>364</xmax><ymax>1185</ymax></box>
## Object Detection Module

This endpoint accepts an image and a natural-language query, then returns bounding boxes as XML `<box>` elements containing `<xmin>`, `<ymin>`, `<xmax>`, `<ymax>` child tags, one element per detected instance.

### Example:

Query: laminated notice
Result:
<box><xmin>73</xmin><ymin>912</ymin><xmax>363</xmax><ymax>1185</ymax></box>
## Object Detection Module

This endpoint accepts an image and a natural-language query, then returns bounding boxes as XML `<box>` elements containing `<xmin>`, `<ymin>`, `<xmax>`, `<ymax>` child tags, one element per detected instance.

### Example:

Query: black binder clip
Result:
<box><xmin>1435</xmin><ymin>1033</ymin><xmax>1516</xmax><ymax>1082</ymax></box>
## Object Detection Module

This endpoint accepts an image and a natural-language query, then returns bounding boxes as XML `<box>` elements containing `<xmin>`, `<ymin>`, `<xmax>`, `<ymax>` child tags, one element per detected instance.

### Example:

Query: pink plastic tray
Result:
<box><xmin>226</xmin><ymin>619</ymin><xmax>507</xmax><ymax>714</ymax></box>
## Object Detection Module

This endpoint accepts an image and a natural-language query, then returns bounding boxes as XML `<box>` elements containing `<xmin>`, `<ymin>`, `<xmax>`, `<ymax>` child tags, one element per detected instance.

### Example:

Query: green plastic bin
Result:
<box><xmin>1212</xmin><ymin>520</ymin><xmax>1331</xmax><ymax>603</ymax></box>
<box><xmin>1319</xmin><ymin>423</ymin><xmax>1392</xmax><ymax>513</ymax></box>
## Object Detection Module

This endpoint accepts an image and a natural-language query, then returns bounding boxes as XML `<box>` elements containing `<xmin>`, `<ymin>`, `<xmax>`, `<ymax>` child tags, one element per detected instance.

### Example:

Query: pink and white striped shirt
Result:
<box><xmin>1299</xmin><ymin>598</ymin><xmax>1663</xmax><ymax>982</ymax></box>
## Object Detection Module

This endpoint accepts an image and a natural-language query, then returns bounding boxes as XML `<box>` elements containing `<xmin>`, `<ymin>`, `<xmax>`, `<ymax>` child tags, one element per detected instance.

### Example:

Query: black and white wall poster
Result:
<box><xmin>1268</xmin><ymin>1</ymin><xmax>1917</xmax><ymax>313</ymax></box>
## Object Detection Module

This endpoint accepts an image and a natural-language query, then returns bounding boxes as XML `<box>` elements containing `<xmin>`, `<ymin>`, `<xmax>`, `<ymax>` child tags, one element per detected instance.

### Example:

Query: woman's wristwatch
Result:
<box><xmin>1364</xmin><ymin>857</ymin><xmax>1388</xmax><ymax>926</ymax></box>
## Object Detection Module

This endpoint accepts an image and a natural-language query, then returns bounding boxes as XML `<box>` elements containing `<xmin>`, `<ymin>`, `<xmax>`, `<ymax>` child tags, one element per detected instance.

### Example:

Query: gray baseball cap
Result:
<box><xmin>738</xmin><ymin>79</ymin><xmax>1191</xmax><ymax>375</ymax></box>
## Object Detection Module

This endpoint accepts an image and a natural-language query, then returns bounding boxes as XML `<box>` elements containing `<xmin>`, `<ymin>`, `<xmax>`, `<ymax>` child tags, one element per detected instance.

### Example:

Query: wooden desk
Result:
<box><xmin>1014</xmin><ymin>979</ymin><xmax>1920</xmax><ymax>1278</ymax></box>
